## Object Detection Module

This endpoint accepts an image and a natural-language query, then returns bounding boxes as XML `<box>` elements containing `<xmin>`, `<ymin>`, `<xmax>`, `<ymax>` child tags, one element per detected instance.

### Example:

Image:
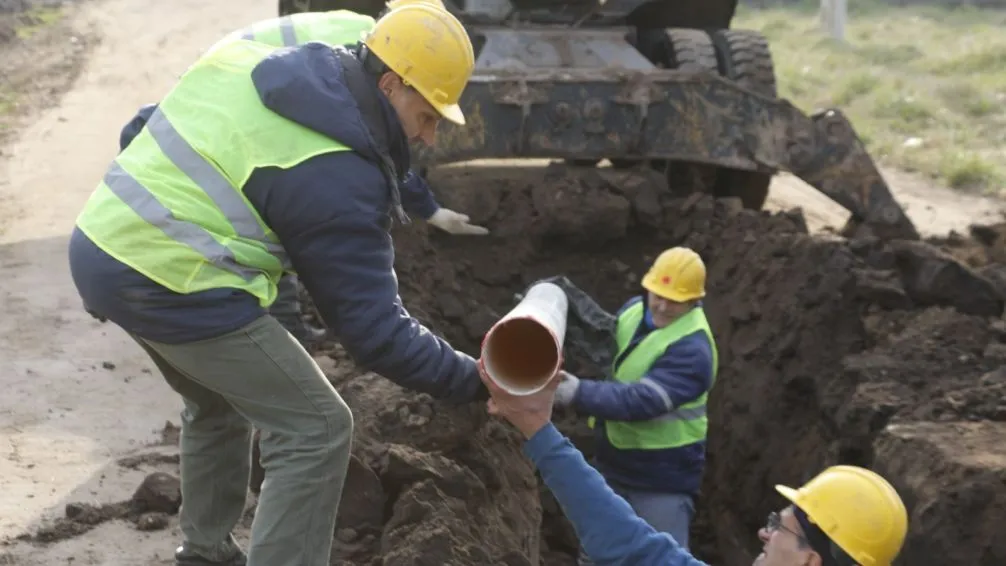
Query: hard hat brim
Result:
<box><xmin>775</xmin><ymin>485</ymin><xmax>800</xmax><ymax>505</ymax></box>
<box><xmin>436</xmin><ymin>102</ymin><xmax>466</xmax><ymax>126</ymax></box>
<box><xmin>641</xmin><ymin>277</ymin><xmax>705</xmax><ymax>303</ymax></box>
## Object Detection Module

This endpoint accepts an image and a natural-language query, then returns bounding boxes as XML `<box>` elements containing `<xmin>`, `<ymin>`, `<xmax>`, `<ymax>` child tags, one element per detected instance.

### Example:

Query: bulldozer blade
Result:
<box><xmin>417</xmin><ymin>62</ymin><xmax>920</xmax><ymax>241</ymax></box>
<box><xmin>787</xmin><ymin>108</ymin><xmax>920</xmax><ymax>241</ymax></box>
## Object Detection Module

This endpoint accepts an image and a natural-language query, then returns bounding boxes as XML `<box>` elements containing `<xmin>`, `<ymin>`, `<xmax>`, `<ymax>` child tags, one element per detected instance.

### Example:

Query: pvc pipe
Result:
<box><xmin>480</xmin><ymin>282</ymin><xmax>569</xmax><ymax>396</ymax></box>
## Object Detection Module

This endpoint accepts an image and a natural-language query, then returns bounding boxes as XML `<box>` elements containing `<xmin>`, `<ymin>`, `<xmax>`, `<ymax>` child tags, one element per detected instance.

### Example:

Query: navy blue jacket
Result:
<box><xmin>575</xmin><ymin>296</ymin><xmax>715</xmax><ymax>495</ymax></box>
<box><xmin>69</xmin><ymin>43</ymin><xmax>484</xmax><ymax>403</ymax></box>
<box><xmin>526</xmin><ymin>423</ymin><xmax>707</xmax><ymax>565</ymax></box>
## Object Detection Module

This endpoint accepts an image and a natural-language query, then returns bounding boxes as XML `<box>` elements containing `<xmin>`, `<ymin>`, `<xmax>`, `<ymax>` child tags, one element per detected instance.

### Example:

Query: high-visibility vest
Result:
<box><xmin>589</xmin><ymin>302</ymin><xmax>719</xmax><ymax>450</ymax></box>
<box><xmin>211</xmin><ymin>10</ymin><xmax>377</xmax><ymax>53</ymax></box>
<box><xmin>75</xmin><ymin>39</ymin><xmax>356</xmax><ymax>308</ymax></box>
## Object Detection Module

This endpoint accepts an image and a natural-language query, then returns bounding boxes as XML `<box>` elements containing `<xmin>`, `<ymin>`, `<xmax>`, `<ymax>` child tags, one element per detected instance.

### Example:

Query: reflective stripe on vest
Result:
<box><xmin>229</xmin><ymin>11</ymin><xmax>377</xmax><ymax>51</ymax></box>
<box><xmin>588</xmin><ymin>302</ymin><xmax>718</xmax><ymax>451</ymax></box>
<box><xmin>76</xmin><ymin>39</ymin><xmax>352</xmax><ymax>307</ymax></box>
<box><xmin>140</xmin><ymin>106</ymin><xmax>291</xmax><ymax>270</ymax></box>
<box><xmin>102</xmin><ymin>161</ymin><xmax>259</xmax><ymax>282</ymax></box>
<box><xmin>241</xmin><ymin>15</ymin><xmax>298</xmax><ymax>46</ymax></box>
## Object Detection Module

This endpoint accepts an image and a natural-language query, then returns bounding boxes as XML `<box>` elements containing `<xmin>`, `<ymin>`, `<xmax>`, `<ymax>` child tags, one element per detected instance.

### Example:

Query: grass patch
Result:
<box><xmin>0</xmin><ymin>2</ymin><xmax>89</xmax><ymax>145</ymax></box>
<box><xmin>0</xmin><ymin>91</ymin><xmax>16</xmax><ymax>115</ymax></box>
<box><xmin>734</xmin><ymin>0</ymin><xmax>1006</xmax><ymax>194</ymax></box>
<box><xmin>13</xmin><ymin>6</ymin><xmax>65</xmax><ymax>40</ymax></box>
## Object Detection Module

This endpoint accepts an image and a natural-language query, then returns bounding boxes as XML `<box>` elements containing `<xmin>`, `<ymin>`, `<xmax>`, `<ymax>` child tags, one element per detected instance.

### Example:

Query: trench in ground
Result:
<box><xmin>301</xmin><ymin>163</ymin><xmax>1006</xmax><ymax>565</ymax></box>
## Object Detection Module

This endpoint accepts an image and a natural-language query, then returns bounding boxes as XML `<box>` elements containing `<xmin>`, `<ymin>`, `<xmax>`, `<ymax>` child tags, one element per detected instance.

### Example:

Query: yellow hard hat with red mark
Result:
<box><xmin>641</xmin><ymin>247</ymin><xmax>706</xmax><ymax>303</ymax></box>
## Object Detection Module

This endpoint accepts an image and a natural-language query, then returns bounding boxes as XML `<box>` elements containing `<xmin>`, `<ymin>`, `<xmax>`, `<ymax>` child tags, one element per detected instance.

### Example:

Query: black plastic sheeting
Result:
<box><xmin>516</xmin><ymin>276</ymin><xmax>618</xmax><ymax>370</ymax></box>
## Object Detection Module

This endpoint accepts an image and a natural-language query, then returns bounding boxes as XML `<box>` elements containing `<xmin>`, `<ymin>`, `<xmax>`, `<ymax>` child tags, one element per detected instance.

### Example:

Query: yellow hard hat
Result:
<box><xmin>363</xmin><ymin>4</ymin><xmax>474</xmax><ymax>125</ymax></box>
<box><xmin>385</xmin><ymin>0</ymin><xmax>445</xmax><ymax>10</ymax></box>
<box><xmin>776</xmin><ymin>466</ymin><xmax>908</xmax><ymax>566</ymax></box>
<box><xmin>641</xmin><ymin>247</ymin><xmax>706</xmax><ymax>302</ymax></box>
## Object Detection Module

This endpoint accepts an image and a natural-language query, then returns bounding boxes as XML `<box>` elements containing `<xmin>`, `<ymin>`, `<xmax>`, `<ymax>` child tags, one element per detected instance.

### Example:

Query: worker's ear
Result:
<box><xmin>376</xmin><ymin>71</ymin><xmax>402</xmax><ymax>98</ymax></box>
<box><xmin>804</xmin><ymin>551</ymin><xmax>823</xmax><ymax>566</ymax></box>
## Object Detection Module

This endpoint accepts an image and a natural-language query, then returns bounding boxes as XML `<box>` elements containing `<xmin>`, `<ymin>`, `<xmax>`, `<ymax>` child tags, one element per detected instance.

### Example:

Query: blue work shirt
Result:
<box><xmin>525</xmin><ymin>423</ymin><xmax>709</xmax><ymax>566</ymax></box>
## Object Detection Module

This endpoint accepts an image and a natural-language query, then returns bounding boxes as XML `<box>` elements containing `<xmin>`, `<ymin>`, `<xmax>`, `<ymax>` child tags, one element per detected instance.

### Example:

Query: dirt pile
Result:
<box><xmin>300</xmin><ymin>163</ymin><xmax>1006</xmax><ymax>565</ymax></box>
<box><xmin>30</xmin><ymin>163</ymin><xmax>994</xmax><ymax>564</ymax></box>
<box><xmin>315</xmin><ymin>368</ymin><xmax>541</xmax><ymax>566</ymax></box>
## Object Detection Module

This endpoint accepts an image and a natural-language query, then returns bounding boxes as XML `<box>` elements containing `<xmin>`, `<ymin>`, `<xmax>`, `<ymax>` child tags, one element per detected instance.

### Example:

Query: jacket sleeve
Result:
<box><xmin>524</xmin><ymin>423</ymin><xmax>709</xmax><ymax>566</ymax></box>
<box><xmin>118</xmin><ymin>103</ymin><xmax>158</xmax><ymax>151</ymax></box>
<box><xmin>250</xmin><ymin>152</ymin><xmax>486</xmax><ymax>403</ymax></box>
<box><xmin>573</xmin><ymin>332</ymin><xmax>714</xmax><ymax>421</ymax></box>
<box><xmin>399</xmin><ymin>169</ymin><xmax>440</xmax><ymax>220</ymax></box>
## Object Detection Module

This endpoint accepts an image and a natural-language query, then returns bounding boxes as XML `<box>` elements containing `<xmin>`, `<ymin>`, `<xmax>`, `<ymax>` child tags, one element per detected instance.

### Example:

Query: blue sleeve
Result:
<box><xmin>399</xmin><ymin>170</ymin><xmax>440</xmax><ymax>220</ymax></box>
<box><xmin>118</xmin><ymin>103</ymin><xmax>158</xmax><ymax>151</ymax></box>
<box><xmin>524</xmin><ymin>423</ymin><xmax>708</xmax><ymax>566</ymax></box>
<box><xmin>248</xmin><ymin>152</ymin><xmax>485</xmax><ymax>403</ymax></box>
<box><xmin>574</xmin><ymin>332</ymin><xmax>714</xmax><ymax>422</ymax></box>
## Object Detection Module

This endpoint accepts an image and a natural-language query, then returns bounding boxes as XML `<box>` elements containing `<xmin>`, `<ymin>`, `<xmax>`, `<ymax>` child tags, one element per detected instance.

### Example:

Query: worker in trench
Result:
<box><xmin>68</xmin><ymin>5</ymin><xmax>487</xmax><ymax>566</ymax></box>
<box><xmin>479</xmin><ymin>370</ymin><xmax>910</xmax><ymax>566</ymax></box>
<box><xmin>552</xmin><ymin>247</ymin><xmax>718</xmax><ymax>560</ymax></box>
<box><xmin>116</xmin><ymin>0</ymin><xmax>487</xmax><ymax>349</ymax></box>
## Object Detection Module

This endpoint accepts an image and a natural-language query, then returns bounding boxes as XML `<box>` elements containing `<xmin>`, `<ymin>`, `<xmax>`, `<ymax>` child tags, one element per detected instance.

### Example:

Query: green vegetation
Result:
<box><xmin>734</xmin><ymin>0</ymin><xmax>1006</xmax><ymax>193</ymax></box>
<box><xmin>0</xmin><ymin>88</ymin><xmax>16</xmax><ymax>132</ymax></box>
<box><xmin>13</xmin><ymin>6</ymin><xmax>65</xmax><ymax>40</ymax></box>
<box><xmin>0</xmin><ymin>5</ymin><xmax>66</xmax><ymax>135</ymax></box>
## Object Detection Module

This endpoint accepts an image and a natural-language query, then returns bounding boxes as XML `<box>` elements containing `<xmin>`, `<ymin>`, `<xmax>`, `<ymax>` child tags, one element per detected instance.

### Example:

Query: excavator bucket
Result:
<box><xmin>281</xmin><ymin>0</ymin><xmax>921</xmax><ymax>241</ymax></box>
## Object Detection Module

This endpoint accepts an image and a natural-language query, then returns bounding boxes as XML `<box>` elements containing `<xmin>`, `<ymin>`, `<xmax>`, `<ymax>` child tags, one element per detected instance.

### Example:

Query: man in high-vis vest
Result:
<box><xmin>69</xmin><ymin>5</ymin><xmax>485</xmax><ymax>566</ymax></box>
<box><xmin>115</xmin><ymin>0</ymin><xmax>485</xmax><ymax>351</ymax></box>
<box><xmin>554</xmin><ymin>246</ymin><xmax>718</xmax><ymax>559</ymax></box>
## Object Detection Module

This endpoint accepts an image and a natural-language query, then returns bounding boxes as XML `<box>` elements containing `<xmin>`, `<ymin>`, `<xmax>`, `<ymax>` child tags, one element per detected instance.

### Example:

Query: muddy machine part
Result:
<box><xmin>281</xmin><ymin>0</ymin><xmax>920</xmax><ymax>241</ymax></box>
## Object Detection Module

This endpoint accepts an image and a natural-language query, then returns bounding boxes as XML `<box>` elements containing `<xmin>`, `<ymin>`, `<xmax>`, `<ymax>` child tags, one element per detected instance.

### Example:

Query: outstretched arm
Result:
<box><xmin>573</xmin><ymin>334</ymin><xmax>714</xmax><ymax>421</ymax></box>
<box><xmin>254</xmin><ymin>152</ymin><xmax>487</xmax><ymax>403</ymax></box>
<box><xmin>399</xmin><ymin>170</ymin><xmax>440</xmax><ymax>220</ymax></box>
<box><xmin>525</xmin><ymin>423</ymin><xmax>709</xmax><ymax>566</ymax></box>
<box><xmin>401</xmin><ymin>171</ymin><xmax>489</xmax><ymax>235</ymax></box>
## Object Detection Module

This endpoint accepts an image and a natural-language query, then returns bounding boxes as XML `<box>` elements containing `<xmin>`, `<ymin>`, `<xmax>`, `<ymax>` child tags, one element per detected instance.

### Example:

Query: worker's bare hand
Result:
<box><xmin>428</xmin><ymin>208</ymin><xmax>490</xmax><ymax>236</ymax></box>
<box><xmin>478</xmin><ymin>363</ymin><xmax>561</xmax><ymax>439</ymax></box>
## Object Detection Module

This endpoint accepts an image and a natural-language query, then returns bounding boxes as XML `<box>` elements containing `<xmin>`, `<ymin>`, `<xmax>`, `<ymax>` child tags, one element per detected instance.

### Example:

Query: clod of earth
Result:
<box><xmin>132</xmin><ymin>471</ymin><xmax>182</xmax><ymax>514</ymax></box>
<box><xmin>17</xmin><ymin>471</ymin><xmax>182</xmax><ymax>543</ymax></box>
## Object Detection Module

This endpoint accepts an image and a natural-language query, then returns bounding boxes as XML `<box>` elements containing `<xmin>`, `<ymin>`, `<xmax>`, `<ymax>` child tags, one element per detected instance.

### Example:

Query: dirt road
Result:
<box><xmin>0</xmin><ymin>0</ymin><xmax>273</xmax><ymax>563</ymax></box>
<box><xmin>0</xmin><ymin>0</ymin><xmax>1003</xmax><ymax>563</ymax></box>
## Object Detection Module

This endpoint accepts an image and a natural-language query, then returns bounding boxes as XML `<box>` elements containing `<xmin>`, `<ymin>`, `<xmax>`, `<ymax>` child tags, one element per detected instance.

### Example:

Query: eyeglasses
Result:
<box><xmin>765</xmin><ymin>512</ymin><xmax>809</xmax><ymax>545</ymax></box>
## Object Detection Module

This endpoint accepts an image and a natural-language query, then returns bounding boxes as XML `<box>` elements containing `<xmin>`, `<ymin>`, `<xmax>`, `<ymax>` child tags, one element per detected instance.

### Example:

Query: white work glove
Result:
<box><xmin>427</xmin><ymin>208</ymin><xmax>489</xmax><ymax>236</ymax></box>
<box><xmin>554</xmin><ymin>371</ymin><xmax>581</xmax><ymax>407</ymax></box>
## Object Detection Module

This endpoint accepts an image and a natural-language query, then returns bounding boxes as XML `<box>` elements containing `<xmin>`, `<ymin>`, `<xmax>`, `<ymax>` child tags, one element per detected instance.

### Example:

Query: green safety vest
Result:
<box><xmin>213</xmin><ymin>10</ymin><xmax>376</xmax><ymax>52</ymax></box>
<box><xmin>75</xmin><ymin>39</ymin><xmax>355</xmax><ymax>308</ymax></box>
<box><xmin>588</xmin><ymin>302</ymin><xmax>719</xmax><ymax>451</ymax></box>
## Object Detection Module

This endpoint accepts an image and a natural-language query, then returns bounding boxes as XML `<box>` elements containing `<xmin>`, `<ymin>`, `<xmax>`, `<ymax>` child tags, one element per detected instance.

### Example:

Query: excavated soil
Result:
<box><xmin>40</xmin><ymin>164</ymin><xmax>1005</xmax><ymax>563</ymax></box>
<box><xmin>287</xmin><ymin>163</ymin><xmax>1006</xmax><ymax>565</ymax></box>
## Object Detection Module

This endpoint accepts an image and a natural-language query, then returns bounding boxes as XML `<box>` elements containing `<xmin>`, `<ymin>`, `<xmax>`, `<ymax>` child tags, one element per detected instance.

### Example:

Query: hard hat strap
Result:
<box><xmin>357</xmin><ymin>44</ymin><xmax>390</xmax><ymax>78</ymax></box>
<box><xmin>793</xmin><ymin>506</ymin><xmax>857</xmax><ymax>566</ymax></box>
<box><xmin>358</xmin><ymin>44</ymin><xmax>415</xmax><ymax>94</ymax></box>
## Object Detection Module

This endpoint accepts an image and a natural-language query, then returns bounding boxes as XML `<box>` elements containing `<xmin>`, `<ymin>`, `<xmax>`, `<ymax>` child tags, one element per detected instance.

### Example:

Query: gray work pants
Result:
<box><xmin>133</xmin><ymin>315</ymin><xmax>354</xmax><ymax>566</ymax></box>
<box><xmin>578</xmin><ymin>481</ymin><xmax>695</xmax><ymax>565</ymax></box>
